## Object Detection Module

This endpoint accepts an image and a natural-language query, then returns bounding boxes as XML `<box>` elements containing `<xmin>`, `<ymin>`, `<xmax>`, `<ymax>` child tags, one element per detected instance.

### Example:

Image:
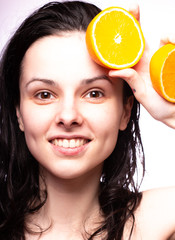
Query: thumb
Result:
<box><xmin>160</xmin><ymin>33</ymin><xmax>175</xmax><ymax>47</ymax></box>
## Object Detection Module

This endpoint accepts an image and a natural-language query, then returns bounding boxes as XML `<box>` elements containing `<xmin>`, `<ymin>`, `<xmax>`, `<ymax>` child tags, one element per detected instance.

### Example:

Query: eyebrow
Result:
<box><xmin>25</xmin><ymin>78</ymin><xmax>56</xmax><ymax>88</ymax></box>
<box><xmin>82</xmin><ymin>75</ymin><xmax>113</xmax><ymax>85</ymax></box>
<box><xmin>25</xmin><ymin>75</ymin><xmax>112</xmax><ymax>88</ymax></box>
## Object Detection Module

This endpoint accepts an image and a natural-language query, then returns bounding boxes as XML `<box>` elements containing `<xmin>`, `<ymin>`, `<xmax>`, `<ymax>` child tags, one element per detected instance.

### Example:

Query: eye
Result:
<box><xmin>35</xmin><ymin>91</ymin><xmax>55</xmax><ymax>100</ymax></box>
<box><xmin>85</xmin><ymin>90</ymin><xmax>104</xmax><ymax>99</ymax></box>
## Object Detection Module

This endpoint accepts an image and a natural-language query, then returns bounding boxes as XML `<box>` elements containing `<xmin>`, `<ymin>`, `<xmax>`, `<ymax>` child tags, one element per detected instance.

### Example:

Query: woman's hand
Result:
<box><xmin>108</xmin><ymin>3</ymin><xmax>175</xmax><ymax>129</ymax></box>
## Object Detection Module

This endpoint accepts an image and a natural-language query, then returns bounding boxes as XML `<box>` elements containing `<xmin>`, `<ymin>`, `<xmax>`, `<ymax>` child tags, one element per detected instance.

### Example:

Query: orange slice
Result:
<box><xmin>86</xmin><ymin>7</ymin><xmax>145</xmax><ymax>69</ymax></box>
<box><xmin>150</xmin><ymin>44</ymin><xmax>175</xmax><ymax>103</ymax></box>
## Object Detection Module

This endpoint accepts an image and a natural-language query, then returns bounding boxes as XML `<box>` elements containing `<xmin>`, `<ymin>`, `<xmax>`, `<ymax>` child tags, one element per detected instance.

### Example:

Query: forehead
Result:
<box><xmin>20</xmin><ymin>32</ymin><xmax>108</xmax><ymax>83</ymax></box>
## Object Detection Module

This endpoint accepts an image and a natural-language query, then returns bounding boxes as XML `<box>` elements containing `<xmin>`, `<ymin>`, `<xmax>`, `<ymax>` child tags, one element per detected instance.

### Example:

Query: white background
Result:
<box><xmin>0</xmin><ymin>0</ymin><xmax>175</xmax><ymax>191</ymax></box>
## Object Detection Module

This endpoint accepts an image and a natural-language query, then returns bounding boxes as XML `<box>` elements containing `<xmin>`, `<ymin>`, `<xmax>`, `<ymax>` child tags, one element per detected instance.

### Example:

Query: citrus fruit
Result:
<box><xmin>150</xmin><ymin>43</ymin><xmax>175</xmax><ymax>103</ymax></box>
<box><xmin>86</xmin><ymin>7</ymin><xmax>145</xmax><ymax>69</ymax></box>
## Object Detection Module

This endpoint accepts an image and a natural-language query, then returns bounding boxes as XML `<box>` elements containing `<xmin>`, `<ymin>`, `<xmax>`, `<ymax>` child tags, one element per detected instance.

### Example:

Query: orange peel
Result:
<box><xmin>150</xmin><ymin>44</ymin><xmax>175</xmax><ymax>103</ymax></box>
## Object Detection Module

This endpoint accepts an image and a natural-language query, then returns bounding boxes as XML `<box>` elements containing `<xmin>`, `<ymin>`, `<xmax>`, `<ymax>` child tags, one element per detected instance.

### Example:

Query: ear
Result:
<box><xmin>119</xmin><ymin>96</ymin><xmax>134</xmax><ymax>131</ymax></box>
<box><xmin>16</xmin><ymin>107</ymin><xmax>24</xmax><ymax>131</ymax></box>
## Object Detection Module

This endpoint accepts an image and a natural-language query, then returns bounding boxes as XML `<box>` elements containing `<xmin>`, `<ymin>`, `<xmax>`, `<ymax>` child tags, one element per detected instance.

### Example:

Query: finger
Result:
<box><xmin>160</xmin><ymin>33</ymin><xmax>175</xmax><ymax>46</ymax></box>
<box><xmin>108</xmin><ymin>68</ymin><xmax>146</xmax><ymax>101</ymax></box>
<box><xmin>128</xmin><ymin>1</ymin><xmax>140</xmax><ymax>22</ymax></box>
<box><xmin>112</xmin><ymin>0</ymin><xmax>140</xmax><ymax>22</ymax></box>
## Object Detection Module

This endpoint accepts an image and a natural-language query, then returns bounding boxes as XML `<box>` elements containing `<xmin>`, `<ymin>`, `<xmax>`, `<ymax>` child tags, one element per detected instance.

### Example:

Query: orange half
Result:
<box><xmin>150</xmin><ymin>44</ymin><xmax>175</xmax><ymax>103</ymax></box>
<box><xmin>86</xmin><ymin>7</ymin><xmax>145</xmax><ymax>69</ymax></box>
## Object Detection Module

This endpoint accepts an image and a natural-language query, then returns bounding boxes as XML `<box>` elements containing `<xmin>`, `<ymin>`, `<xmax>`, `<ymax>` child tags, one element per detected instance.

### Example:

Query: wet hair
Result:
<box><xmin>0</xmin><ymin>1</ymin><xmax>144</xmax><ymax>239</ymax></box>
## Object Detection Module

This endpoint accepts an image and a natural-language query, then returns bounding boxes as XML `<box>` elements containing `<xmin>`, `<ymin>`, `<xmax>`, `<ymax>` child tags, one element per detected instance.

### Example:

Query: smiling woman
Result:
<box><xmin>0</xmin><ymin>1</ymin><xmax>175</xmax><ymax>240</ymax></box>
<box><xmin>0</xmin><ymin>2</ymin><xmax>143</xmax><ymax>239</ymax></box>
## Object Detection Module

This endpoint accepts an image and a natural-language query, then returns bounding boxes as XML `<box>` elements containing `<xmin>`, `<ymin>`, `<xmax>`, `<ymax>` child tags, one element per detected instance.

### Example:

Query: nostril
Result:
<box><xmin>55</xmin><ymin>110</ymin><xmax>83</xmax><ymax>127</ymax></box>
<box><xmin>72</xmin><ymin>121</ymin><xmax>78</xmax><ymax>125</ymax></box>
<box><xmin>58</xmin><ymin>120</ymin><xmax>79</xmax><ymax>128</ymax></box>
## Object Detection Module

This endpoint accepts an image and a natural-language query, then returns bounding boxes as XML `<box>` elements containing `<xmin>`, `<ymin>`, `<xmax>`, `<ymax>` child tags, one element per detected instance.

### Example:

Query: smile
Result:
<box><xmin>51</xmin><ymin>138</ymin><xmax>89</xmax><ymax>148</ymax></box>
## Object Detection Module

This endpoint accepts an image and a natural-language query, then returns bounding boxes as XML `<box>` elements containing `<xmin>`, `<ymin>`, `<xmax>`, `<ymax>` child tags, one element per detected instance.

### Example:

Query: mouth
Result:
<box><xmin>50</xmin><ymin>138</ymin><xmax>91</xmax><ymax>149</ymax></box>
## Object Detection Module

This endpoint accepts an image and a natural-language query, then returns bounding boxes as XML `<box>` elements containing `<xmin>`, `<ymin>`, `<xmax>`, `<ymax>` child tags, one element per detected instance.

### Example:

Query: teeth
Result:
<box><xmin>52</xmin><ymin>139</ymin><xmax>88</xmax><ymax>148</ymax></box>
<box><xmin>70</xmin><ymin>139</ymin><xmax>76</xmax><ymax>148</ymax></box>
<box><xmin>63</xmin><ymin>139</ymin><xmax>69</xmax><ymax>148</ymax></box>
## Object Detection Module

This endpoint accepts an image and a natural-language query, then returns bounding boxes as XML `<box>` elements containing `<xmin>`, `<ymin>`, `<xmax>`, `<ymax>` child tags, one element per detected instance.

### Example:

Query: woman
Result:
<box><xmin>0</xmin><ymin>1</ymin><xmax>175</xmax><ymax>240</ymax></box>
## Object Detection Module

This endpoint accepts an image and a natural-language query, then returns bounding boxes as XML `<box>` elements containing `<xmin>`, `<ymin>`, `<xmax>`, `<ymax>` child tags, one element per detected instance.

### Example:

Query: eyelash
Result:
<box><xmin>33</xmin><ymin>89</ymin><xmax>104</xmax><ymax>104</ymax></box>
<box><xmin>84</xmin><ymin>90</ymin><xmax>104</xmax><ymax>99</ymax></box>
<box><xmin>35</xmin><ymin>91</ymin><xmax>55</xmax><ymax>100</ymax></box>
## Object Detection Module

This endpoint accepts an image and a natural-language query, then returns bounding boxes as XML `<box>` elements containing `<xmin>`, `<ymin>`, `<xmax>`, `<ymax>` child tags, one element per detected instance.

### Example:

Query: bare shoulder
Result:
<box><xmin>141</xmin><ymin>186</ymin><xmax>175</xmax><ymax>215</ymax></box>
<box><xmin>132</xmin><ymin>186</ymin><xmax>175</xmax><ymax>239</ymax></box>
<box><xmin>142</xmin><ymin>185</ymin><xmax>175</xmax><ymax>198</ymax></box>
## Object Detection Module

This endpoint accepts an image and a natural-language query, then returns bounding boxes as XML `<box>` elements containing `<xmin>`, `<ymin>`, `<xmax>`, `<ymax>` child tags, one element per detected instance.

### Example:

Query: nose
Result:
<box><xmin>55</xmin><ymin>97</ymin><xmax>83</xmax><ymax>129</ymax></box>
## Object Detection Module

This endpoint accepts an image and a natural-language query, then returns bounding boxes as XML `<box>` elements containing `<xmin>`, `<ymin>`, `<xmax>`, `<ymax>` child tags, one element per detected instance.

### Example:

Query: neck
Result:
<box><xmin>29</xmin><ymin>166</ymin><xmax>103</xmax><ymax>239</ymax></box>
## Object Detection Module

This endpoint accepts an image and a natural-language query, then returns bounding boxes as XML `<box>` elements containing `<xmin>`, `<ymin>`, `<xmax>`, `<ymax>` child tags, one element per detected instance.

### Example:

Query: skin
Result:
<box><xmin>122</xmin><ymin>186</ymin><xmax>175</xmax><ymax>239</ymax></box>
<box><xmin>17</xmin><ymin>32</ymin><xmax>132</xmax><ymax>239</ymax></box>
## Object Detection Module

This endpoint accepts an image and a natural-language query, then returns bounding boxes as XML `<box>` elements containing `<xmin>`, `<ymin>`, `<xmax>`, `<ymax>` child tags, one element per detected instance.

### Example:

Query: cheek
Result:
<box><xmin>83</xmin><ymin>100</ymin><xmax>123</xmax><ymax>138</ymax></box>
<box><xmin>88</xmin><ymin>104</ymin><xmax>122</xmax><ymax>162</ymax></box>
<box><xmin>20</xmin><ymin>105</ymin><xmax>54</xmax><ymax>138</ymax></box>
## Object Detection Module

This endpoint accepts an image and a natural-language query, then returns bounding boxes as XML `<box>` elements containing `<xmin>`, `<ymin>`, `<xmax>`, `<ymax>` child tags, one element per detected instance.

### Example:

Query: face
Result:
<box><xmin>17</xmin><ymin>32</ymin><xmax>132</xmax><ymax>181</ymax></box>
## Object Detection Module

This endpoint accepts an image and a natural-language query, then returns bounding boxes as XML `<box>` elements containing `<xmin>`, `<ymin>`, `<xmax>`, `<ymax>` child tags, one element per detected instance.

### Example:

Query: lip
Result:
<box><xmin>48</xmin><ymin>135</ymin><xmax>92</xmax><ymax>156</ymax></box>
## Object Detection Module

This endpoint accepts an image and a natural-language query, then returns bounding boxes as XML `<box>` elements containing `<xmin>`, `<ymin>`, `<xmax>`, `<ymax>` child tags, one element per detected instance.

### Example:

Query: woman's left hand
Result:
<box><xmin>108</xmin><ymin>4</ymin><xmax>175</xmax><ymax>129</ymax></box>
